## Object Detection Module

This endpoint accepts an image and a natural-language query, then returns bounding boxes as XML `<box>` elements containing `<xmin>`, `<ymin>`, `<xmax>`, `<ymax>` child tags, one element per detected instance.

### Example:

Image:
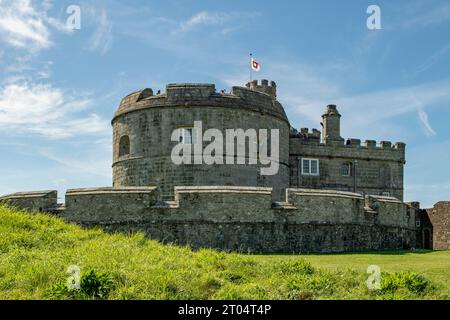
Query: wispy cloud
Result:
<box><xmin>413</xmin><ymin>42</ymin><xmax>450</xmax><ymax>75</ymax></box>
<box><xmin>221</xmin><ymin>60</ymin><xmax>450</xmax><ymax>141</ymax></box>
<box><xmin>0</xmin><ymin>0</ymin><xmax>71</xmax><ymax>52</ymax></box>
<box><xmin>0</xmin><ymin>81</ymin><xmax>109</xmax><ymax>139</ymax></box>
<box><xmin>38</xmin><ymin>146</ymin><xmax>111</xmax><ymax>179</ymax></box>
<box><xmin>400</xmin><ymin>2</ymin><xmax>450</xmax><ymax>29</ymax></box>
<box><xmin>120</xmin><ymin>8</ymin><xmax>261</xmax><ymax>51</ymax></box>
<box><xmin>417</xmin><ymin>109</ymin><xmax>436</xmax><ymax>136</ymax></box>
<box><xmin>177</xmin><ymin>11</ymin><xmax>232</xmax><ymax>34</ymax></box>
<box><xmin>88</xmin><ymin>9</ymin><xmax>113</xmax><ymax>55</ymax></box>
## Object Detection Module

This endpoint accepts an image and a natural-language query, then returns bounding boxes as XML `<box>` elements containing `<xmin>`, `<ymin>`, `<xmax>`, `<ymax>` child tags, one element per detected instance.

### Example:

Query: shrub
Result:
<box><xmin>380</xmin><ymin>271</ymin><xmax>430</xmax><ymax>295</ymax></box>
<box><xmin>46</xmin><ymin>270</ymin><xmax>115</xmax><ymax>300</ymax></box>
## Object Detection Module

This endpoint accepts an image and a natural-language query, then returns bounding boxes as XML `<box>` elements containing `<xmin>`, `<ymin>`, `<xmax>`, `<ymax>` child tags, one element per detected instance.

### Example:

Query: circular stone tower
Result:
<box><xmin>112</xmin><ymin>80</ymin><xmax>290</xmax><ymax>200</ymax></box>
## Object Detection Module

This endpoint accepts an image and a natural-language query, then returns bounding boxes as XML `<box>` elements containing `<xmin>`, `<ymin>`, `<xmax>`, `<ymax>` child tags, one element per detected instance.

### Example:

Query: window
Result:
<box><xmin>416</xmin><ymin>221</ymin><xmax>421</xmax><ymax>228</ymax></box>
<box><xmin>301</xmin><ymin>158</ymin><xmax>319</xmax><ymax>176</ymax></box>
<box><xmin>382</xmin><ymin>191</ymin><xmax>391</xmax><ymax>197</ymax></box>
<box><xmin>340</xmin><ymin>163</ymin><xmax>352</xmax><ymax>176</ymax></box>
<box><xmin>119</xmin><ymin>135</ymin><xmax>130</xmax><ymax>157</ymax></box>
<box><xmin>179</xmin><ymin>127</ymin><xmax>195</xmax><ymax>144</ymax></box>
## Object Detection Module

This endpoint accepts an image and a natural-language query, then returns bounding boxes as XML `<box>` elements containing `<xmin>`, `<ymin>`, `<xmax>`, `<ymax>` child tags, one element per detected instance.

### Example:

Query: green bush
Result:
<box><xmin>380</xmin><ymin>271</ymin><xmax>430</xmax><ymax>295</ymax></box>
<box><xmin>46</xmin><ymin>270</ymin><xmax>115</xmax><ymax>300</ymax></box>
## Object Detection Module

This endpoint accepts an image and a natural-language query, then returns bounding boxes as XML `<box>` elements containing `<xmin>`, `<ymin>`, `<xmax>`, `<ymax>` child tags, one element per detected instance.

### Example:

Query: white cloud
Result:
<box><xmin>417</xmin><ymin>109</ymin><xmax>436</xmax><ymax>136</ymax></box>
<box><xmin>88</xmin><ymin>9</ymin><xmax>113</xmax><ymax>55</ymax></box>
<box><xmin>0</xmin><ymin>0</ymin><xmax>70</xmax><ymax>52</ymax></box>
<box><xmin>179</xmin><ymin>11</ymin><xmax>231</xmax><ymax>33</ymax></box>
<box><xmin>0</xmin><ymin>0</ymin><xmax>50</xmax><ymax>50</ymax></box>
<box><xmin>172</xmin><ymin>11</ymin><xmax>260</xmax><ymax>35</ymax></box>
<box><xmin>0</xmin><ymin>82</ymin><xmax>109</xmax><ymax>139</ymax></box>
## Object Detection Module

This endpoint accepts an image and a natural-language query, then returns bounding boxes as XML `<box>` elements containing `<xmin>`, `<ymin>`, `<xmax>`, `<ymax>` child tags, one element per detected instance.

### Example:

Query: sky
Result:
<box><xmin>0</xmin><ymin>0</ymin><xmax>449</xmax><ymax>207</ymax></box>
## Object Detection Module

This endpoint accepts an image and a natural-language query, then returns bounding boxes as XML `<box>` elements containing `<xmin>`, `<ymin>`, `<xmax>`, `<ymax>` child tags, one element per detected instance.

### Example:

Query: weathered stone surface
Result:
<box><xmin>0</xmin><ymin>190</ymin><xmax>57</xmax><ymax>212</ymax></box>
<box><xmin>290</xmin><ymin>105</ymin><xmax>405</xmax><ymax>200</ymax></box>
<box><xmin>112</xmin><ymin>83</ymin><xmax>290</xmax><ymax>200</ymax></box>
<box><xmin>426</xmin><ymin>202</ymin><xmax>450</xmax><ymax>250</ymax></box>
<box><xmin>59</xmin><ymin>186</ymin><xmax>416</xmax><ymax>253</ymax></box>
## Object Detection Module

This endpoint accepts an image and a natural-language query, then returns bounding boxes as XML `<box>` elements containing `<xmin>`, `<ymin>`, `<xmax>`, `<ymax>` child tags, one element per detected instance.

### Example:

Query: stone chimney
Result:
<box><xmin>322</xmin><ymin>104</ymin><xmax>344</xmax><ymax>145</ymax></box>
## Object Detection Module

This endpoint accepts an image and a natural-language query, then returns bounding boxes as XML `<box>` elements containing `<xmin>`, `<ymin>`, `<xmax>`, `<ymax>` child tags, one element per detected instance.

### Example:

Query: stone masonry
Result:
<box><xmin>1</xmin><ymin>79</ymin><xmax>447</xmax><ymax>252</ymax></box>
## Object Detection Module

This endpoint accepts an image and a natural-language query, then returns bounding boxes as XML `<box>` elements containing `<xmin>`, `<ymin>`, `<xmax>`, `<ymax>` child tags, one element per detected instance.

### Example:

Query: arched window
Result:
<box><xmin>119</xmin><ymin>135</ymin><xmax>130</xmax><ymax>157</ymax></box>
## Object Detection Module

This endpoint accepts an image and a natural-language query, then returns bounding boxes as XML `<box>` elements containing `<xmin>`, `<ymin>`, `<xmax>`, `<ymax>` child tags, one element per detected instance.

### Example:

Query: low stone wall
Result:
<box><xmin>61</xmin><ymin>186</ymin><xmax>416</xmax><ymax>253</ymax></box>
<box><xmin>63</xmin><ymin>187</ymin><xmax>158</xmax><ymax>222</ymax></box>
<box><xmin>0</xmin><ymin>190</ymin><xmax>57</xmax><ymax>212</ymax></box>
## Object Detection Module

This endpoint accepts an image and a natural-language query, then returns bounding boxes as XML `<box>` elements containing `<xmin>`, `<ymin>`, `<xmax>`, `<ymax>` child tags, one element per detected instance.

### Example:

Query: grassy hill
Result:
<box><xmin>0</xmin><ymin>204</ymin><xmax>449</xmax><ymax>300</ymax></box>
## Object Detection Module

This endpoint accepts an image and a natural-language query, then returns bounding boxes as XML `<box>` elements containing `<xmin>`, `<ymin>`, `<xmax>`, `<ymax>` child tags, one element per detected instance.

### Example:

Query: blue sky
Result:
<box><xmin>0</xmin><ymin>0</ymin><xmax>449</xmax><ymax>207</ymax></box>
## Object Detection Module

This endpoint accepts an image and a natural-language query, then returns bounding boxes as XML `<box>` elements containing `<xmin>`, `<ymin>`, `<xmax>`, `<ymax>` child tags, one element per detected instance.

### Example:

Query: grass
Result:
<box><xmin>0</xmin><ymin>204</ymin><xmax>449</xmax><ymax>300</ymax></box>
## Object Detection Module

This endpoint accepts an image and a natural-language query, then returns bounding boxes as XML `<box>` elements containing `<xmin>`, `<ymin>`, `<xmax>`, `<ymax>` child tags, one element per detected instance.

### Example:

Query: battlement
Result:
<box><xmin>165</xmin><ymin>83</ymin><xmax>216</xmax><ymax>101</ymax></box>
<box><xmin>114</xmin><ymin>81</ymin><xmax>288</xmax><ymax>123</ymax></box>
<box><xmin>291</xmin><ymin>127</ymin><xmax>321</xmax><ymax>143</ymax></box>
<box><xmin>120</xmin><ymin>88</ymin><xmax>153</xmax><ymax>106</ymax></box>
<box><xmin>348</xmin><ymin>140</ymin><xmax>405</xmax><ymax>151</ymax></box>
<box><xmin>245</xmin><ymin>79</ymin><xmax>277</xmax><ymax>98</ymax></box>
<box><xmin>291</xmin><ymin>131</ymin><xmax>404</xmax><ymax>153</ymax></box>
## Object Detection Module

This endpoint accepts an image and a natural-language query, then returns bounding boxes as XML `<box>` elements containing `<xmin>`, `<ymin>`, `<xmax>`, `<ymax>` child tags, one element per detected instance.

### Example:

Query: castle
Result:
<box><xmin>1</xmin><ymin>80</ymin><xmax>449</xmax><ymax>252</ymax></box>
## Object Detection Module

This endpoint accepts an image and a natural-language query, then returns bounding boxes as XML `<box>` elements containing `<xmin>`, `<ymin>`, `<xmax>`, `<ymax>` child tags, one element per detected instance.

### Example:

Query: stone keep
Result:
<box><xmin>112</xmin><ymin>82</ymin><xmax>290</xmax><ymax>200</ymax></box>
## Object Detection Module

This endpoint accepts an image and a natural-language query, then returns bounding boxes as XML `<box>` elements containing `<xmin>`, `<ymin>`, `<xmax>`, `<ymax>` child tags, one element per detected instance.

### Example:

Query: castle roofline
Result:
<box><xmin>112</xmin><ymin>81</ymin><xmax>289</xmax><ymax>124</ymax></box>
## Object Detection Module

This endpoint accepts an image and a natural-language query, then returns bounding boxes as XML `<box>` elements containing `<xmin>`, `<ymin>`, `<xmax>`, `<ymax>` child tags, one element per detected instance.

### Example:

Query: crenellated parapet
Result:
<box><xmin>245</xmin><ymin>79</ymin><xmax>277</xmax><ymax>98</ymax></box>
<box><xmin>113</xmin><ymin>81</ymin><xmax>287</xmax><ymax>123</ymax></box>
<box><xmin>290</xmin><ymin>127</ymin><xmax>321</xmax><ymax>143</ymax></box>
<box><xmin>290</xmin><ymin>129</ymin><xmax>405</xmax><ymax>162</ymax></box>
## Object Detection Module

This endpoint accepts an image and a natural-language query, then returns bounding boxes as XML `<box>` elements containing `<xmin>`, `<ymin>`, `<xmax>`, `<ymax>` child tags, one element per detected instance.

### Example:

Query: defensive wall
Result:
<box><xmin>0</xmin><ymin>187</ymin><xmax>416</xmax><ymax>253</ymax></box>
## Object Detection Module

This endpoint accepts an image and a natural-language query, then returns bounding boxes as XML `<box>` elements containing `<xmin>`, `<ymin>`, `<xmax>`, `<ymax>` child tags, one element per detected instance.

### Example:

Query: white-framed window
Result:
<box><xmin>340</xmin><ymin>163</ymin><xmax>352</xmax><ymax>176</ymax></box>
<box><xmin>179</xmin><ymin>127</ymin><xmax>195</xmax><ymax>144</ymax></box>
<box><xmin>382</xmin><ymin>191</ymin><xmax>391</xmax><ymax>197</ymax></box>
<box><xmin>301</xmin><ymin>158</ymin><xmax>319</xmax><ymax>176</ymax></box>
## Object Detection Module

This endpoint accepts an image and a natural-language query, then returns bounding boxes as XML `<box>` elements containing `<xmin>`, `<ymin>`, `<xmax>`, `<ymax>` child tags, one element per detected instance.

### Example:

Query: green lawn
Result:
<box><xmin>254</xmin><ymin>251</ymin><xmax>450</xmax><ymax>291</ymax></box>
<box><xmin>0</xmin><ymin>204</ymin><xmax>449</xmax><ymax>300</ymax></box>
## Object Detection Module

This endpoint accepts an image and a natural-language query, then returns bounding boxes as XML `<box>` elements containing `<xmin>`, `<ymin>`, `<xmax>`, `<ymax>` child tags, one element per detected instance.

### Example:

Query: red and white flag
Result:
<box><xmin>251</xmin><ymin>57</ymin><xmax>261</xmax><ymax>71</ymax></box>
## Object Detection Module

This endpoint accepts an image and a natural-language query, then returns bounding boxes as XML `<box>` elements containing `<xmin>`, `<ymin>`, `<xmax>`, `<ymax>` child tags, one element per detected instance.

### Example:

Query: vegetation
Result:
<box><xmin>0</xmin><ymin>204</ymin><xmax>449</xmax><ymax>300</ymax></box>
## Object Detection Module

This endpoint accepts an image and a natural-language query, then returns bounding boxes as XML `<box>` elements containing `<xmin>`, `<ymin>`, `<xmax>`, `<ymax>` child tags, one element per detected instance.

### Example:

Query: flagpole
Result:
<box><xmin>249</xmin><ymin>53</ymin><xmax>253</xmax><ymax>82</ymax></box>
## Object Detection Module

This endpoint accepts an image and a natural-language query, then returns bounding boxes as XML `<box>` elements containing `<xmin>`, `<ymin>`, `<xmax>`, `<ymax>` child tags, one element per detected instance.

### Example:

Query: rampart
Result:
<box><xmin>1</xmin><ymin>187</ymin><xmax>415</xmax><ymax>253</ymax></box>
<box><xmin>0</xmin><ymin>190</ymin><xmax>57</xmax><ymax>212</ymax></box>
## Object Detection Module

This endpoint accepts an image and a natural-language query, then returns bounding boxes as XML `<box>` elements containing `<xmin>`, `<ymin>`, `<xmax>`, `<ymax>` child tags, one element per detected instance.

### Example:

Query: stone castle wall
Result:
<box><xmin>289</xmin><ymin>132</ymin><xmax>405</xmax><ymax>200</ymax></box>
<box><xmin>0</xmin><ymin>190</ymin><xmax>57</xmax><ymax>212</ymax></box>
<box><xmin>56</xmin><ymin>186</ymin><xmax>415</xmax><ymax>253</ymax></box>
<box><xmin>426</xmin><ymin>202</ymin><xmax>450</xmax><ymax>250</ymax></box>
